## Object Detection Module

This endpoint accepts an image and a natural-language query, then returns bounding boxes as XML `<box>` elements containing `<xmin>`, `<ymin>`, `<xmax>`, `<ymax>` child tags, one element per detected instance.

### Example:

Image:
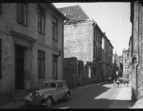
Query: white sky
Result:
<box><xmin>53</xmin><ymin>2</ymin><xmax>132</xmax><ymax>56</ymax></box>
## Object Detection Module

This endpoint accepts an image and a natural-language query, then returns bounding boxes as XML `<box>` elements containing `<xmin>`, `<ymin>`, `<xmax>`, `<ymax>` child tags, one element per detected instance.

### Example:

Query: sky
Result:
<box><xmin>53</xmin><ymin>2</ymin><xmax>132</xmax><ymax>56</ymax></box>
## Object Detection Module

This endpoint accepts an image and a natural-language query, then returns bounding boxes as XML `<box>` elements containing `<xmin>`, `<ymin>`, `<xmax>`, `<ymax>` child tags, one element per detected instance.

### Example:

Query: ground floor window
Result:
<box><xmin>52</xmin><ymin>54</ymin><xmax>58</xmax><ymax>80</ymax></box>
<box><xmin>92</xmin><ymin>67</ymin><xmax>96</xmax><ymax>76</ymax></box>
<box><xmin>38</xmin><ymin>50</ymin><xmax>45</xmax><ymax>79</ymax></box>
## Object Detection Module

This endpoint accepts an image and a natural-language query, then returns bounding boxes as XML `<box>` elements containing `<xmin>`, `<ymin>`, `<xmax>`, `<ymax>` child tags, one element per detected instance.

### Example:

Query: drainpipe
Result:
<box><xmin>55</xmin><ymin>51</ymin><xmax>61</xmax><ymax>80</ymax></box>
<box><xmin>56</xmin><ymin>51</ymin><xmax>61</xmax><ymax>58</ymax></box>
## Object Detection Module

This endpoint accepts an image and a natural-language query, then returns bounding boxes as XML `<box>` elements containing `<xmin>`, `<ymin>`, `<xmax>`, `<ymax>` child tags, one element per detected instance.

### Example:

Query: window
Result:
<box><xmin>99</xmin><ymin>48</ymin><xmax>100</xmax><ymax>59</ymax></box>
<box><xmin>94</xmin><ymin>29</ymin><xmax>96</xmax><ymax>40</ymax></box>
<box><xmin>17</xmin><ymin>3</ymin><xmax>27</xmax><ymax>26</ymax></box>
<box><xmin>38</xmin><ymin>5</ymin><xmax>45</xmax><ymax>34</ymax></box>
<box><xmin>38</xmin><ymin>50</ymin><xmax>45</xmax><ymax>79</ymax></box>
<box><xmin>93</xmin><ymin>67</ymin><xmax>96</xmax><ymax>76</ymax></box>
<box><xmin>96</xmin><ymin>46</ymin><xmax>97</xmax><ymax>58</ymax></box>
<box><xmin>98</xmin><ymin>47</ymin><xmax>99</xmax><ymax>59</ymax></box>
<box><xmin>78</xmin><ymin>62</ymin><xmax>81</xmax><ymax>77</ymax></box>
<box><xmin>88</xmin><ymin>66</ymin><xmax>91</xmax><ymax>78</ymax></box>
<box><xmin>0</xmin><ymin>40</ymin><xmax>1</xmax><ymax>80</ymax></box>
<box><xmin>52</xmin><ymin>15</ymin><xmax>58</xmax><ymax>40</ymax></box>
<box><xmin>57</xmin><ymin>83</ymin><xmax>63</xmax><ymax>88</ymax></box>
<box><xmin>52</xmin><ymin>55</ymin><xmax>58</xmax><ymax>80</ymax></box>
<box><xmin>125</xmin><ymin>59</ymin><xmax>126</xmax><ymax>63</ymax></box>
<box><xmin>96</xmin><ymin>31</ymin><xmax>98</xmax><ymax>41</ymax></box>
<box><xmin>94</xmin><ymin>42</ymin><xmax>96</xmax><ymax>58</ymax></box>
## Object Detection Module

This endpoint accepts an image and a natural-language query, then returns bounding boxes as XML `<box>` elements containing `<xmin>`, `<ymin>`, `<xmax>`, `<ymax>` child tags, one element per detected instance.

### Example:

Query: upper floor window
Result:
<box><xmin>17</xmin><ymin>3</ymin><xmax>27</xmax><ymax>26</ymax></box>
<box><xmin>52</xmin><ymin>15</ymin><xmax>58</xmax><ymax>40</ymax></box>
<box><xmin>38</xmin><ymin>5</ymin><xmax>45</xmax><ymax>34</ymax></box>
<box><xmin>96</xmin><ymin>31</ymin><xmax>98</xmax><ymax>41</ymax></box>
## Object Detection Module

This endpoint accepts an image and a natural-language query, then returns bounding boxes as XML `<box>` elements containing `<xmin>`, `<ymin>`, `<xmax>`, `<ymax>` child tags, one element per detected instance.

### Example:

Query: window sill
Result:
<box><xmin>38</xmin><ymin>32</ymin><xmax>45</xmax><ymax>35</ymax></box>
<box><xmin>52</xmin><ymin>39</ymin><xmax>58</xmax><ymax>41</ymax></box>
<box><xmin>17</xmin><ymin>22</ymin><xmax>27</xmax><ymax>27</ymax></box>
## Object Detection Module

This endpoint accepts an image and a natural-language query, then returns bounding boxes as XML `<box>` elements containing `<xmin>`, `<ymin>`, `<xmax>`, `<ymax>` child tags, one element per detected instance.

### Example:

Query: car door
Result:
<box><xmin>56</xmin><ymin>82</ymin><xmax>65</xmax><ymax>100</ymax></box>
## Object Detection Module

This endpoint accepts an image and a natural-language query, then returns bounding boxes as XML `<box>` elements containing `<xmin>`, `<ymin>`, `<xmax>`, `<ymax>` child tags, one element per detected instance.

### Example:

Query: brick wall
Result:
<box><xmin>64</xmin><ymin>22</ymin><xmax>93</xmax><ymax>62</ymax></box>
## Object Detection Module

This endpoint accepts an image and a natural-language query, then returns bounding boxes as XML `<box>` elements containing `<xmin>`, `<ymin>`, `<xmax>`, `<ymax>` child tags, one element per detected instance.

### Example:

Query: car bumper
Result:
<box><xmin>25</xmin><ymin>100</ymin><xmax>46</xmax><ymax>106</ymax></box>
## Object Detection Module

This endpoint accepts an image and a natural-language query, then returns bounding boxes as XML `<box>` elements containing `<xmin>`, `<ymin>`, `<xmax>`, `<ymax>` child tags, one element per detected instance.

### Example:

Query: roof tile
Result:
<box><xmin>58</xmin><ymin>5</ymin><xmax>89</xmax><ymax>23</ymax></box>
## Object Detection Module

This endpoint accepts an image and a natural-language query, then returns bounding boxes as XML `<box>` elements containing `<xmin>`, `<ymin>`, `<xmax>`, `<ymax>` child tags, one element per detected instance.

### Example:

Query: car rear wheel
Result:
<box><xmin>45</xmin><ymin>97</ymin><xmax>52</xmax><ymax>108</ymax></box>
<box><xmin>65</xmin><ymin>92</ymin><xmax>70</xmax><ymax>101</ymax></box>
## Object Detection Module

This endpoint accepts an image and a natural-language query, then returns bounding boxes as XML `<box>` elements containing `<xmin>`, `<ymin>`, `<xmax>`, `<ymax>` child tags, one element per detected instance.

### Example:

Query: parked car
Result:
<box><xmin>25</xmin><ymin>80</ymin><xmax>72</xmax><ymax>108</ymax></box>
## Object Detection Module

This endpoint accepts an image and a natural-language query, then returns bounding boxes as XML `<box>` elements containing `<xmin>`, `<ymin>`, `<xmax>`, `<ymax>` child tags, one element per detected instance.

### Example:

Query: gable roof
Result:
<box><xmin>58</xmin><ymin>5</ymin><xmax>89</xmax><ymax>23</ymax></box>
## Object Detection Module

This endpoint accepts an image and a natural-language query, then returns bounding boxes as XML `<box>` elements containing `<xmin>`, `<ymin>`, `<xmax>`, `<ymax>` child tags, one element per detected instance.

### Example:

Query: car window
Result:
<box><xmin>57</xmin><ymin>82</ymin><xmax>63</xmax><ymax>88</ymax></box>
<box><xmin>50</xmin><ymin>83</ymin><xmax>56</xmax><ymax>88</ymax></box>
<box><xmin>40</xmin><ymin>83</ymin><xmax>56</xmax><ymax>88</ymax></box>
<box><xmin>40</xmin><ymin>83</ymin><xmax>47</xmax><ymax>88</ymax></box>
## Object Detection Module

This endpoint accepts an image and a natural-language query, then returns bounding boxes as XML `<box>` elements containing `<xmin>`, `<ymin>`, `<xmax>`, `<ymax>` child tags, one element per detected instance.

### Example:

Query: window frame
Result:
<box><xmin>77</xmin><ymin>62</ymin><xmax>81</xmax><ymax>77</ymax></box>
<box><xmin>17</xmin><ymin>3</ymin><xmax>27</xmax><ymax>26</ymax></box>
<box><xmin>38</xmin><ymin>5</ymin><xmax>45</xmax><ymax>35</ymax></box>
<box><xmin>57</xmin><ymin>82</ymin><xmax>63</xmax><ymax>88</ymax></box>
<box><xmin>52</xmin><ymin>15</ymin><xmax>58</xmax><ymax>41</ymax></box>
<box><xmin>38</xmin><ymin>50</ymin><xmax>45</xmax><ymax>79</ymax></box>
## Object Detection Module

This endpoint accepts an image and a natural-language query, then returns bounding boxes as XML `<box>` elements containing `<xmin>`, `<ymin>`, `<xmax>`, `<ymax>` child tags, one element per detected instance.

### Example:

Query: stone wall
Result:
<box><xmin>63</xmin><ymin>57</ymin><xmax>102</xmax><ymax>89</ymax></box>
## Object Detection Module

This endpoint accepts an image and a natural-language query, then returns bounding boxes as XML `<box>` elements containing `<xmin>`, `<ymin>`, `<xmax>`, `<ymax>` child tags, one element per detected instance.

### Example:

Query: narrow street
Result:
<box><xmin>21</xmin><ymin>83</ymin><xmax>125</xmax><ymax>109</ymax></box>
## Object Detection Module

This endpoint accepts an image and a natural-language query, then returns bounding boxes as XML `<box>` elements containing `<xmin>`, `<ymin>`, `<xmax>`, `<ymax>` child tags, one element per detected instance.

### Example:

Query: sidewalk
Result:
<box><xmin>108</xmin><ymin>82</ymin><xmax>133</xmax><ymax>108</ymax></box>
<box><xmin>0</xmin><ymin>82</ymin><xmax>105</xmax><ymax>109</ymax></box>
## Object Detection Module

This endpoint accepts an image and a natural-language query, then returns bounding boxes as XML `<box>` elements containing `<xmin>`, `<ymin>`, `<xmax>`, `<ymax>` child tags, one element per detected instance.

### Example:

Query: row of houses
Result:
<box><xmin>0</xmin><ymin>3</ymin><xmax>114</xmax><ymax>102</ymax></box>
<box><xmin>59</xmin><ymin>5</ymin><xmax>114</xmax><ymax>88</ymax></box>
<box><xmin>113</xmin><ymin>49</ymin><xmax>132</xmax><ymax>81</ymax></box>
<box><xmin>0</xmin><ymin>3</ymin><xmax>65</xmax><ymax>101</ymax></box>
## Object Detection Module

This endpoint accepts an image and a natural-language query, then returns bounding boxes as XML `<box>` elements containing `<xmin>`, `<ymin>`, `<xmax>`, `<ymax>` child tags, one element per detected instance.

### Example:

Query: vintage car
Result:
<box><xmin>25</xmin><ymin>80</ymin><xmax>72</xmax><ymax>108</ymax></box>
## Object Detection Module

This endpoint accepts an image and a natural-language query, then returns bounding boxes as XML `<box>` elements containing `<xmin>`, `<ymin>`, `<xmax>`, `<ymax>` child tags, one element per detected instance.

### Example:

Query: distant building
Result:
<box><xmin>122</xmin><ymin>49</ymin><xmax>130</xmax><ymax>79</ymax></box>
<box><xmin>113</xmin><ymin>52</ymin><xmax>122</xmax><ymax>80</ymax></box>
<box><xmin>102</xmin><ymin>33</ymin><xmax>114</xmax><ymax>81</ymax></box>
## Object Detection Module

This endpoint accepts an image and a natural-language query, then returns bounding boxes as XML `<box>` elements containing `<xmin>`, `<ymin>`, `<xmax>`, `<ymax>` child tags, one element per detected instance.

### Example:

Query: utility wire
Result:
<box><xmin>114</xmin><ymin>40</ymin><xmax>129</xmax><ymax>46</ymax></box>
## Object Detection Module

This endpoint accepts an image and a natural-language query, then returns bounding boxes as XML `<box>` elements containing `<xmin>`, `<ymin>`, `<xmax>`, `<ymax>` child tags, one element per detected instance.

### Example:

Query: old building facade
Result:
<box><xmin>113</xmin><ymin>53</ymin><xmax>123</xmax><ymax>80</ymax></box>
<box><xmin>0</xmin><ymin>3</ymin><xmax>65</xmax><ymax>95</ymax></box>
<box><xmin>130</xmin><ymin>1</ymin><xmax>143</xmax><ymax>102</ymax></box>
<box><xmin>122</xmin><ymin>49</ymin><xmax>130</xmax><ymax>79</ymax></box>
<box><xmin>58</xmin><ymin>5</ymin><xmax>104</xmax><ymax>87</ymax></box>
<box><xmin>102</xmin><ymin>34</ymin><xmax>114</xmax><ymax>81</ymax></box>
